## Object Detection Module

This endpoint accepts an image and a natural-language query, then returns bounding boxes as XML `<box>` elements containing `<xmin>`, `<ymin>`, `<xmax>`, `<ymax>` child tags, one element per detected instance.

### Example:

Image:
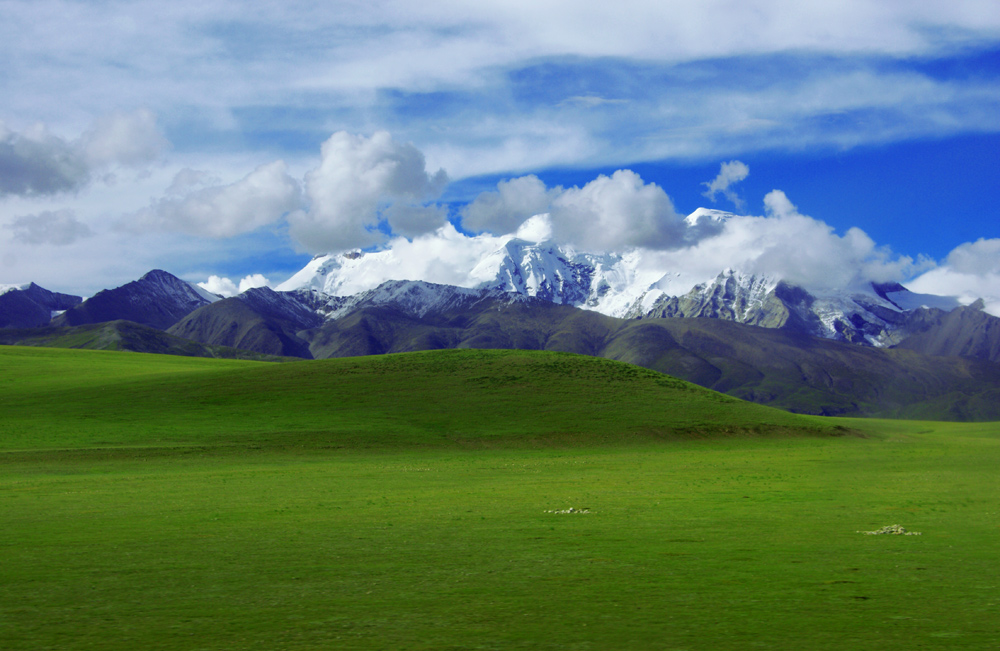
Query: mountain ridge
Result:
<box><xmin>51</xmin><ymin>269</ymin><xmax>220</xmax><ymax>330</ymax></box>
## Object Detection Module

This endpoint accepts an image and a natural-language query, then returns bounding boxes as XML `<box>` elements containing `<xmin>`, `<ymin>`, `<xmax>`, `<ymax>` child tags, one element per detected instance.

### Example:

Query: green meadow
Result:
<box><xmin>1</xmin><ymin>346</ymin><xmax>998</xmax><ymax>649</ymax></box>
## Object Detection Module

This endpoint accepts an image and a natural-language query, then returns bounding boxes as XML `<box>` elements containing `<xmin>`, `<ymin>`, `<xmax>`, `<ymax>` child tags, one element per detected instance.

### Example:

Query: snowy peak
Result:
<box><xmin>0</xmin><ymin>283</ymin><xmax>30</xmax><ymax>296</ymax></box>
<box><xmin>477</xmin><ymin>239</ymin><xmax>599</xmax><ymax>305</ymax></box>
<box><xmin>235</xmin><ymin>286</ymin><xmax>324</xmax><ymax>328</ymax></box>
<box><xmin>279</xmin><ymin>236</ymin><xmax>662</xmax><ymax>319</ymax></box>
<box><xmin>643</xmin><ymin>270</ymin><xmax>790</xmax><ymax>327</ymax></box>
<box><xmin>271</xmin><ymin>212</ymin><xmax>971</xmax><ymax>347</ymax></box>
<box><xmin>317</xmin><ymin>279</ymin><xmax>532</xmax><ymax>320</ymax></box>
<box><xmin>684</xmin><ymin>207</ymin><xmax>734</xmax><ymax>228</ymax></box>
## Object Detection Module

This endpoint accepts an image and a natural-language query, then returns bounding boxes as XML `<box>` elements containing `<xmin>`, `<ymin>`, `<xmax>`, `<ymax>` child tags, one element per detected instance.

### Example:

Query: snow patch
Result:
<box><xmin>1</xmin><ymin>283</ymin><xmax>29</xmax><ymax>295</ymax></box>
<box><xmin>884</xmin><ymin>289</ymin><xmax>962</xmax><ymax>312</ymax></box>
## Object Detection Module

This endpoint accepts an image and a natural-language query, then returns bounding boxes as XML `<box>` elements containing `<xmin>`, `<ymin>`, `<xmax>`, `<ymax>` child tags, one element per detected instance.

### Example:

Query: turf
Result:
<box><xmin>0</xmin><ymin>345</ymin><xmax>837</xmax><ymax>451</ymax></box>
<box><xmin>1</xmin><ymin>346</ymin><xmax>998</xmax><ymax>649</ymax></box>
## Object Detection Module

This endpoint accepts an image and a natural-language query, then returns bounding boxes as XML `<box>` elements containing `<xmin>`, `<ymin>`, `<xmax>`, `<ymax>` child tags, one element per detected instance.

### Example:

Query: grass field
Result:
<box><xmin>2</xmin><ymin>346</ymin><xmax>998</xmax><ymax>649</ymax></box>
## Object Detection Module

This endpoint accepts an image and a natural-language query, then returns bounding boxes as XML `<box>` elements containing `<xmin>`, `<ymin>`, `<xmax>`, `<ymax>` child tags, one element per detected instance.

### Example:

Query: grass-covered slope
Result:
<box><xmin>0</xmin><ymin>345</ymin><xmax>840</xmax><ymax>452</ymax></box>
<box><xmin>305</xmin><ymin>301</ymin><xmax>1000</xmax><ymax>420</ymax></box>
<box><xmin>3</xmin><ymin>346</ymin><xmax>998</xmax><ymax>650</ymax></box>
<box><xmin>0</xmin><ymin>320</ymin><xmax>290</xmax><ymax>360</ymax></box>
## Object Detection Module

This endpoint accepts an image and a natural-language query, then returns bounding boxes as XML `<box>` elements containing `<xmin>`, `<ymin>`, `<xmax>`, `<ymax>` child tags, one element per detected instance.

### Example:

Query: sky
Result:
<box><xmin>1</xmin><ymin>0</ymin><xmax>999</xmax><ymax>311</ymax></box>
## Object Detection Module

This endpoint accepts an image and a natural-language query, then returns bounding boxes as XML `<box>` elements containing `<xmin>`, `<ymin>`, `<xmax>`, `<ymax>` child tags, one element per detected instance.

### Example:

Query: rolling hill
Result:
<box><xmin>0</xmin><ymin>345</ymin><xmax>843</xmax><ymax>452</ymax></box>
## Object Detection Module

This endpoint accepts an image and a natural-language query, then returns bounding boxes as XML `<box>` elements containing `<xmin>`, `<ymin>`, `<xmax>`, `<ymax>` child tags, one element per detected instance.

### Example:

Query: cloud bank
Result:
<box><xmin>0</xmin><ymin>110</ymin><xmax>166</xmax><ymax>197</ymax></box>
<box><xmin>122</xmin><ymin>161</ymin><xmax>301</xmax><ymax>238</ymax></box>
<box><xmin>288</xmin><ymin>131</ymin><xmax>448</xmax><ymax>253</ymax></box>
<box><xmin>909</xmin><ymin>238</ymin><xmax>1000</xmax><ymax>315</ymax></box>
<box><xmin>6</xmin><ymin>209</ymin><xmax>93</xmax><ymax>246</ymax></box>
<box><xmin>3</xmin><ymin>2</ymin><xmax>998</xmax><ymax>180</ymax></box>
<box><xmin>461</xmin><ymin>171</ymin><xmax>685</xmax><ymax>252</ymax></box>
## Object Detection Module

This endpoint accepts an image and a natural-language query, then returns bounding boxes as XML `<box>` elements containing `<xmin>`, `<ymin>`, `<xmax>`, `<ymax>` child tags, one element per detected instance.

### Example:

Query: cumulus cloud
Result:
<box><xmin>908</xmin><ymin>238</ymin><xmax>1000</xmax><ymax>315</ymax></box>
<box><xmin>123</xmin><ymin>161</ymin><xmax>301</xmax><ymax>238</ymax></box>
<box><xmin>0</xmin><ymin>122</ymin><xmax>90</xmax><ymax>196</ymax></box>
<box><xmin>462</xmin><ymin>170</ymin><xmax>686</xmax><ymax>252</ymax></box>
<box><xmin>549</xmin><ymin>170</ymin><xmax>686</xmax><ymax>251</ymax></box>
<box><xmin>940</xmin><ymin>238</ymin><xmax>1000</xmax><ymax>275</ymax></box>
<box><xmin>660</xmin><ymin>189</ymin><xmax>925</xmax><ymax>291</ymax></box>
<box><xmin>469</xmin><ymin>180</ymin><xmax>925</xmax><ymax>294</ymax></box>
<box><xmin>0</xmin><ymin>111</ymin><xmax>167</xmax><ymax>197</ymax></box>
<box><xmin>276</xmin><ymin>185</ymin><xmax>927</xmax><ymax>305</ymax></box>
<box><xmin>199</xmin><ymin>273</ymin><xmax>272</xmax><ymax>298</ymax></box>
<box><xmin>461</xmin><ymin>175</ymin><xmax>560</xmax><ymax>235</ymax></box>
<box><xmin>79</xmin><ymin>109</ymin><xmax>168</xmax><ymax>168</ymax></box>
<box><xmin>166</xmin><ymin>169</ymin><xmax>221</xmax><ymax>196</ymax></box>
<box><xmin>6</xmin><ymin>209</ymin><xmax>93</xmax><ymax>246</ymax></box>
<box><xmin>288</xmin><ymin>131</ymin><xmax>449</xmax><ymax>253</ymax></box>
<box><xmin>702</xmin><ymin>160</ymin><xmax>749</xmax><ymax>211</ymax></box>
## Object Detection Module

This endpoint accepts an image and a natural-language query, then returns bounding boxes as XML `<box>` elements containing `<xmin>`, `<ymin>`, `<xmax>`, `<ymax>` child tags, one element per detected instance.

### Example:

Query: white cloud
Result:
<box><xmin>6</xmin><ymin>209</ymin><xmax>93</xmax><ymax>246</ymax></box>
<box><xmin>198</xmin><ymin>273</ymin><xmax>272</xmax><ymax>298</ymax></box>
<box><xmin>238</xmin><ymin>273</ymin><xmax>271</xmax><ymax>293</ymax></box>
<box><xmin>299</xmin><ymin>172</ymin><xmax>927</xmax><ymax>299</ymax></box>
<box><xmin>675</xmin><ymin>190</ymin><xmax>924</xmax><ymax>291</ymax></box>
<box><xmin>79</xmin><ymin>109</ymin><xmax>168</xmax><ymax>168</ymax></box>
<box><xmin>702</xmin><ymin>160</ymin><xmax>749</xmax><ymax>211</ymax></box>
<box><xmin>0</xmin><ymin>111</ymin><xmax>167</xmax><ymax>197</ymax></box>
<box><xmin>198</xmin><ymin>275</ymin><xmax>239</xmax><ymax>297</ymax></box>
<box><xmin>908</xmin><ymin>238</ymin><xmax>1000</xmax><ymax>315</ymax></box>
<box><xmin>123</xmin><ymin>161</ymin><xmax>301</xmax><ymax>238</ymax></box>
<box><xmin>166</xmin><ymin>168</ymin><xmax>220</xmax><ymax>196</ymax></box>
<box><xmin>0</xmin><ymin>122</ymin><xmax>91</xmax><ymax>196</ymax></box>
<box><xmin>941</xmin><ymin>237</ymin><xmax>1000</xmax><ymax>275</ymax></box>
<box><xmin>3</xmin><ymin>1</ymin><xmax>996</xmax><ymax>184</ymax></box>
<box><xmin>549</xmin><ymin>170</ymin><xmax>686</xmax><ymax>251</ymax></box>
<box><xmin>461</xmin><ymin>175</ymin><xmax>560</xmax><ymax>235</ymax></box>
<box><xmin>463</xmin><ymin>170</ymin><xmax>685</xmax><ymax>252</ymax></box>
<box><xmin>289</xmin><ymin>131</ymin><xmax>448</xmax><ymax>253</ymax></box>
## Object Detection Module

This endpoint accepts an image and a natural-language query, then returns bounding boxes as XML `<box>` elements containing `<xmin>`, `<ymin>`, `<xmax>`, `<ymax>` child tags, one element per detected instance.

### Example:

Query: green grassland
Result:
<box><xmin>2</xmin><ymin>346</ymin><xmax>998</xmax><ymax>649</ymax></box>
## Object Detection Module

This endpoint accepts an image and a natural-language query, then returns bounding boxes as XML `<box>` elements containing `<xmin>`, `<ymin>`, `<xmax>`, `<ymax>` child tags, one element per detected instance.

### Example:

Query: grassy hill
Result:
<box><xmin>10</xmin><ymin>296</ymin><xmax>1000</xmax><ymax>420</ymax></box>
<box><xmin>0</xmin><ymin>320</ymin><xmax>290</xmax><ymax>360</ymax></box>
<box><xmin>304</xmin><ymin>301</ymin><xmax>1000</xmax><ymax>420</ymax></box>
<box><xmin>0</xmin><ymin>345</ymin><xmax>841</xmax><ymax>452</ymax></box>
<box><xmin>2</xmin><ymin>346</ymin><xmax>998</xmax><ymax>649</ymax></box>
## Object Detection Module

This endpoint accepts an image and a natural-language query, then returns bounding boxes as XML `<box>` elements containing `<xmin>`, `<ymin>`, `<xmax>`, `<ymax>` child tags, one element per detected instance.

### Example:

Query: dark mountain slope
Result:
<box><xmin>168</xmin><ymin>287</ymin><xmax>322</xmax><ymax>358</ymax></box>
<box><xmin>295</xmin><ymin>297</ymin><xmax>1000</xmax><ymax>420</ymax></box>
<box><xmin>0</xmin><ymin>320</ymin><xmax>290</xmax><ymax>360</ymax></box>
<box><xmin>70</xmin><ymin>277</ymin><xmax>1000</xmax><ymax>421</ymax></box>
<box><xmin>0</xmin><ymin>283</ymin><xmax>82</xmax><ymax>328</ymax></box>
<box><xmin>892</xmin><ymin>301</ymin><xmax>1000</xmax><ymax>362</ymax></box>
<box><xmin>52</xmin><ymin>270</ymin><xmax>216</xmax><ymax>330</ymax></box>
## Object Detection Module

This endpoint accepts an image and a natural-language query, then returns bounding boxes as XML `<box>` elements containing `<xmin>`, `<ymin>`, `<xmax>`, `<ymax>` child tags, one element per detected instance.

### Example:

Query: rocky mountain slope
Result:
<box><xmin>891</xmin><ymin>300</ymin><xmax>1000</xmax><ymax>362</ymax></box>
<box><xmin>0</xmin><ymin>319</ymin><xmax>291</xmax><ymax>360</ymax></box>
<box><xmin>170</xmin><ymin>281</ymin><xmax>1000</xmax><ymax>420</ymax></box>
<box><xmin>52</xmin><ymin>269</ymin><xmax>220</xmax><ymax>330</ymax></box>
<box><xmin>0</xmin><ymin>283</ymin><xmax>82</xmax><ymax>328</ymax></box>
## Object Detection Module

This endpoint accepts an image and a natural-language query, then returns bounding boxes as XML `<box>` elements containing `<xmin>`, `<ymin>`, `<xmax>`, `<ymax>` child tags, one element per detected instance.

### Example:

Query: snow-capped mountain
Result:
<box><xmin>2</xmin><ymin>208</ymin><xmax>974</xmax><ymax>352</ymax></box>
<box><xmin>279</xmin><ymin>233</ymin><xmax>671</xmax><ymax>319</ymax></box>
<box><xmin>276</xmin><ymin>208</ymin><xmax>966</xmax><ymax>346</ymax></box>
<box><xmin>631</xmin><ymin>270</ymin><xmax>963</xmax><ymax>345</ymax></box>
<box><xmin>301</xmin><ymin>279</ymin><xmax>533</xmax><ymax>321</ymax></box>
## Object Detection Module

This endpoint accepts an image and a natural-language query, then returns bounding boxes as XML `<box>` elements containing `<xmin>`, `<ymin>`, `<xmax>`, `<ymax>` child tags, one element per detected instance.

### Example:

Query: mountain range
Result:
<box><xmin>4</xmin><ymin>208</ymin><xmax>1000</xmax><ymax>420</ymax></box>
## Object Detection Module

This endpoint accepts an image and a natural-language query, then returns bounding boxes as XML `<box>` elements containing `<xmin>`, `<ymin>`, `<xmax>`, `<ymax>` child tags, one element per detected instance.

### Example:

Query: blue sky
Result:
<box><xmin>1</xmin><ymin>0</ymin><xmax>998</xmax><ymax>307</ymax></box>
